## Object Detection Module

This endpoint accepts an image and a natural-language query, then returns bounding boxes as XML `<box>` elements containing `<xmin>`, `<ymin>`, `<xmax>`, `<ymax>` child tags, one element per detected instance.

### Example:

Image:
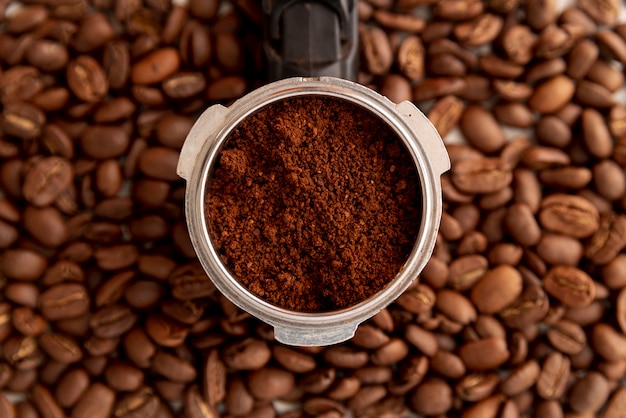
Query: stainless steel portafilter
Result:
<box><xmin>177</xmin><ymin>0</ymin><xmax>450</xmax><ymax>346</ymax></box>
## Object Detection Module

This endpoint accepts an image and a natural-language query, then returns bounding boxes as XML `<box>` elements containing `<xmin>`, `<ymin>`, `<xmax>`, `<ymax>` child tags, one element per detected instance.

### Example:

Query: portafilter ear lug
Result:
<box><xmin>273</xmin><ymin>323</ymin><xmax>358</xmax><ymax>347</ymax></box>
<box><xmin>177</xmin><ymin>104</ymin><xmax>229</xmax><ymax>181</ymax></box>
<box><xmin>395</xmin><ymin>100</ymin><xmax>451</xmax><ymax>177</ymax></box>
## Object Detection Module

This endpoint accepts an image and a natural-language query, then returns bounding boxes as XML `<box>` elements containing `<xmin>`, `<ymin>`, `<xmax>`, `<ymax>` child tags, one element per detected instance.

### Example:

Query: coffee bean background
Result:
<box><xmin>1</xmin><ymin>0</ymin><xmax>626</xmax><ymax>417</ymax></box>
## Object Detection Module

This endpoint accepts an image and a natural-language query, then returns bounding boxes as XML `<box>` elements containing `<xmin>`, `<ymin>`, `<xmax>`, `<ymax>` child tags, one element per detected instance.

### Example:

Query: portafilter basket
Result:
<box><xmin>176</xmin><ymin>0</ymin><xmax>449</xmax><ymax>346</ymax></box>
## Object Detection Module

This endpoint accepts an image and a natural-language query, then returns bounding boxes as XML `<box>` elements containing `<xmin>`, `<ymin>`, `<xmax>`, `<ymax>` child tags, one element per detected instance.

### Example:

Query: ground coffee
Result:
<box><xmin>206</xmin><ymin>95</ymin><xmax>422</xmax><ymax>312</ymax></box>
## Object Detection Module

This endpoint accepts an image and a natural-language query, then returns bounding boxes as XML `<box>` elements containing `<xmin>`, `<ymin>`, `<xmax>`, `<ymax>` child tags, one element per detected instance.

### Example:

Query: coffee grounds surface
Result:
<box><xmin>206</xmin><ymin>96</ymin><xmax>421</xmax><ymax>312</ymax></box>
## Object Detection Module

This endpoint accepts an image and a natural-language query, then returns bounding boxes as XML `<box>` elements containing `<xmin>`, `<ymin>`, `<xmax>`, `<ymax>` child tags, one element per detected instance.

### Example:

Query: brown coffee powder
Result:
<box><xmin>206</xmin><ymin>95</ymin><xmax>422</xmax><ymax>312</ymax></box>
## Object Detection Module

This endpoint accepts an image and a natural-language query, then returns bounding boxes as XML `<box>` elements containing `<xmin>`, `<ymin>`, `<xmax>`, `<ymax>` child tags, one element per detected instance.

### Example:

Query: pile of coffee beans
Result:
<box><xmin>1</xmin><ymin>0</ymin><xmax>626</xmax><ymax>417</ymax></box>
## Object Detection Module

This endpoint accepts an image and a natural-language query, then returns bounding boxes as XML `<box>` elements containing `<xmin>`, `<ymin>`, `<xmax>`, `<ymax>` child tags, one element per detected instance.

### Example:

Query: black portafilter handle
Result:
<box><xmin>263</xmin><ymin>0</ymin><xmax>358</xmax><ymax>82</ymax></box>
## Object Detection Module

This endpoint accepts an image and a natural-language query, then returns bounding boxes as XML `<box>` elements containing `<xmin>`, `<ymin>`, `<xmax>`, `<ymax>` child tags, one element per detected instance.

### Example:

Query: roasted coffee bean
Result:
<box><xmin>427</xmin><ymin>95</ymin><xmax>463</xmax><ymax>138</ymax></box>
<box><xmin>39</xmin><ymin>332</ymin><xmax>83</xmax><ymax>364</ymax></box>
<box><xmin>580</xmin><ymin>0</ymin><xmax>619</xmax><ymax>25</ymax></box>
<box><xmin>396</xmin><ymin>283</ymin><xmax>436</xmax><ymax>314</ymax></box>
<box><xmin>459</xmin><ymin>105</ymin><xmax>505</xmax><ymax>153</ymax></box>
<box><xmin>589</xmin><ymin>60</ymin><xmax>625</xmax><ymax>94</ymax></box>
<box><xmin>1</xmin><ymin>100</ymin><xmax>45</xmax><ymax>140</ymax></box>
<box><xmin>272</xmin><ymin>345</ymin><xmax>316</xmax><ymax>373</ymax></box>
<box><xmin>414</xmin><ymin>76</ymin><xmax>466</xmax><ymax>102</ymax></box>
<box><xmin>80</xmin><ymin>125</ymin><xmax>131</xmax><ymax>159</ymax></box>
<box><xmin>102</xmin><ymin>360</ymin><xmax>144</xmax><ymax>392</ymax></box>
<box><xmin>448</xmin><ymin>255</ymin><xmax>488</xmax><ymax>291</ymax></box>
<box><xmin>137</xmin><ymin>147</ymin><xmax>180</xmax><ymax>181</ymax></box>
<box><xmin>479</xmin><ymin>54</ymin><xmax>524</xmax><ymax>79</ymax></box>
<box><xmin>39</xmin><ymin>283</ymin><xmax>90</xmax><ymax>321</ymax></box>
<box><xmin>586</xmin><ymin>213</ymin><xmax>626</xmax><ymax>265</ymax></box>
<box><xmin>11</xmin><ymin>307</ymin><xmax>45</xmax><ymax>337</ymax></box>
<box><xmin>113</xmin><ymin>386</ymin><xmax>159</xmax><ymax>418</ymax></box>
<box><xmin>373</xmin><ymin>9</ymin><xmax>424</xmax><ymax>32</ymax></box>
<box><xmin>90</xmin><ymin>304</ymin><xmax>137</xmax><ymax>338</ymax></box>
<box><xmin>184</xmin><ymin>384</ymin><xmax>218</xmax><ymax>418</ymax></box>
<box><xmin>214</xmin><ymin>32</ymin><xmax>244</xmax><ymax>74</ymax></box>
<box><xmin>152</xmin><ymin>351</ymin><xmax>196</xmax><ymax>383</ymax></box>
<box><xmin>323</xmin><ymin>346</ymin><xmax>369</xmax><ymax>369</ymax></box>
<box><xmin>395</xmin><ymin>36</ymin><xmax>424</xmax><ymax>83</ymax></box>
<box><xmin>162</xmin><ymin>72</ymin><xmax>206</xmax><ymax>99</ymax></box>
<box><xmin>326</xmin><ymin>376</ymin><xmax>361</xmax><ymax>401</ymax></box>
<box><xmin>201</xmin><ymin>348</ymin><xmax>226</xmax><ymax>407</ymax></box>
<box><xmin>459</xmin><ymin>77</ymin><xmax>492</xmax><ymax>103</ymax></box>
<box><xmin>26</xmin><ymin>39</ymin><xmax>69</xmax><ymax>72</ymax></box>
<box><xmin>32</xmin><ymin>384</ymin><xmax>64</xmax><ymax>418</ymax></box>
<box><xmin>55</xmin><ymin>368</ymin><xmax>90</xmax><ymax>409</ymax></box>
<box><xmin>222</xmin><ymin>338</ymin><xmax>270</xmax><ymax>370</ymax></box>
<box><xmin>247</xmin><ymin>367</ymin><xmax>295</xmax><ymax>400</ymax></box>
<box><xmin>454</xmin><ymin>14</ymin><xmax>503</xmax><ymax>47</ymax></box>
<box><xmin>504</xmin><ymin>203</ymin><xmax>541</xmax><ymax>246</ymax></box>
<box><xmin>145</xmin><ymin>313</ymin><xmax>188</xmax><ymax>347</ymax></box>
<box><xmin>300</xmin><ymin>367</ymin><xmax>336</xmax><ymax>394</ymax></box>
<box><xmin>123</xmin><ymin>328</ymin><xmax>156</xmax><ymax>368</ymax></box>
<box><xmin>521</xmin><ymin>146</ymin><xmax>570</xmax><ymax>169</ymax></box>
<box><xmin>535</xmin><ymin>115</ymin><xmax>571</xmax><ymax>147</ymax></box>
<box><xmin>499</xmin><ymin>359</ymin><xmax>539</xmax><ymax>397</ymax></box>
<box><xmin>351</xmin><ymin>324</ymin><xmax>390</xmax><ymax>349</ymax></box>
<box><xmin>3</xmin><ymin>335</ymin><xmax>44</xmax><ymax>370</ymax></box>
<box><xmin>430</xmin><ymin>350</ymin><xmax>465</xmax><ymax>379</ymax></box>
<box><xmin>459</xmin><ymin>337</ymin><xmax>509</xmax><ymax>371</ymax></box>
<box><xmin>23</xmin><ymin>206</ymin><xmax>68</xmax><ymax>247</ymax></box>
<box><xmin>536</xmin><ymin>352</ymin><xmax>570</xmax><ymax>400</ymax></box>
<box><xmin>452</xmin><ymin>158</ymin><xmax>512</xmax><ymax>194</ymax></box>
<box><xmin>132</xmin><ymin>47</ymin><xmax>181</xmax><ymax>85</ymax></box>
<box><xmin>594</xmin><ymin>160</ymin><xmax>626</xmax><ymax>201</ymax></box>
<box><xmin>379</xmin><ymin>74</ymin><xmax>412</xmax><ymax>104</ymax></box>
<box><xmin>372</xmin><ymin>338</ymin><xmax>409</xmax><ymax>366</ymax></box>
<box><xmin>470</xmin><ymin>316</ymin><xmax>505</xmax><ymax>341</ymax></box>
<box><xmin>592</xmin><ymin>323</ymin><xmax>626</xmax><ymax>362</ymax></box>
<box><xmin>529</xmin><ymin>75</ymin><xmax>575</xmax><ymax>114</ymax></box>
<box><xmin>470</xmin><ymin>265</ymin><xmax>522</xmax><ymax>314</ymax></box>
<box><xmin>501</xmin><ymin>24</ymin><xmax>536</xmax><ymax>65</ymax></box>
<box><xmin>189</xmin><ymin>0</ymin><xmax>220</xmax><ymax>19</ymax></box>
<box><xmin>360</xmin><ymin>25</ymin><xmax>392</xmax><ymax>76</ymax></box>
<box><xmin>567</xmin><ymin>372</ymin><xmax>609</xmax><ymax>414</ymax></box>
<box><xmin>102</xmin><ymin>40</ymin><xmax>130</xmax><ymax>89</ymax></box>
<box><xmin>539</xmin><ymin>194</ymin><xmax>599</xmax><ymax>238</ymax></box>
<box><xmin>582</xmin><ymin>108</ymin><xmax>613</xmax><ymax>159</ymax></box>
<box><xmin>66</xmin><ymin>55</ymin><xmax>108</xmax><ymax>103</ymax></box>
<box><xmin>576</xmin><ymin>80</ymin><xmax>616</xmax><ymax>108</ymax></box>
<box><xmin>436</xmin><ymin>289</ymin><xmax>476</xmax><ymax>325</ymax></box>
<box><xmin>178</xmin><ymin>22</ymin><xmax>211</xmax><ymax>69</ymax></box>
<box><xmin>347</xmin><ymin>385</ymin><xmax>386</xmax><ymax>412</ymax></box>
<box><xmin>70</xmin><ymin>383</ymin><xmax>115</xmax><ymax>418</ymax></box>
<box><xmin>93</xmin><ymin>244</ymin><xmax>139</xmax><ymax>270</ymax></box>
<box><xmin>404</xmin><ymin>324</ymin><xmax>438</xmax><ymax>357</ymax></box>
<box><xmin>546</xmin><ymin>319</ymin><xmax>586</xmax><ymax>355</ymax></box>
<box><xmin>410</xmin><ymin>377</ymin><xmax>453</xmax><ymax>416</ymax></box>
<box><xmin>543</xmin><ymin>265</ymin><xmax>595</xmax><ymax>308</ymax></box>
<box><xmin>224</xmin><ymin>376</ymin><xmax>254</xmax><ymax>416</ymax></box>
<box><xmin>5</xmin><ymin>282</ymin><xmax>39</xmax><ymax>308</ymax></box>
<box><xmin>72</xmin><ymin>12</ymin><xmax>114</xmax><ymax>53</ymax></box>
<box><xmin>536</xmin><ymin>233</ymin><xmax>583</xmax><ymax>266</ymax></box>
<box><xmin>23</xmin><ymin>156</ymin><xmax>72</xmax><ymax>207</ymax></box>
<box><xmin>1</xmin><ymin>248</ymin><xmax>47</xmax><ymax>281</ymax></box>
<box><xmin>604</xmin><ymin>387</ymin><xmax>626</xmax><ymax>418</ymax></box>
<box><xmin>455</xmin><ymin>372</ymin><xmax>500</xmax><ymax>402</ymax></box>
